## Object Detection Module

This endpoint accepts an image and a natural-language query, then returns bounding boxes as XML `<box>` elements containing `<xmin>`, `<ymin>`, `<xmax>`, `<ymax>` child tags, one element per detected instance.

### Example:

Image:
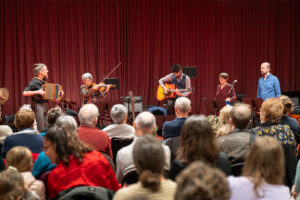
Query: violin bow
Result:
<box><xmin>99</xmin><ymin>62</ymin><xmax>121</xmax><ymax>83</ymax></box>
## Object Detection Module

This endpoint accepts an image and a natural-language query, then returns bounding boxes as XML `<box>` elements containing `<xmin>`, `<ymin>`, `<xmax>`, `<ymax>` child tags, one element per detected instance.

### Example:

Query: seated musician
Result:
<box><xmin>80</xmin><ymin>73</ymin><xmax>111</xmax><ymax>105</ymax></box>
<box><xmin>215</xmin><ymin>72</ymin><xmax>237</xmax><ymax>103</ymax></box>
<box><xmin>158</xmin><ymin>64</ymin><xmax>191</xmax><ymax>114</ymax></box>
<box><xmin>23</xmin><ymin>63</ymin><xmax>62</xmax><ymax>132</ymax></box>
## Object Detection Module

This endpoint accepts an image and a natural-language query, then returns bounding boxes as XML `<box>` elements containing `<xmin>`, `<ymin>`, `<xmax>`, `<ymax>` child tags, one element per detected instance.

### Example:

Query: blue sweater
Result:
<box><xmin>162</xmin><ymin>118</ymin><xmax>187</xmax><ymax>139</ymax></box>
<box><xmin>1</xmin><ymin>129</ymin><xmax>43</xmax><ymax>158</ymax></box>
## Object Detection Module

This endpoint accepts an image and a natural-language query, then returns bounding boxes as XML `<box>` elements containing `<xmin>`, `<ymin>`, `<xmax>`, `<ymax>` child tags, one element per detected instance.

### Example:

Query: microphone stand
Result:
<box><xmin>228</xmin><ymin>81</ymin><xmax>237</xmax><ymax>94</ymax></box>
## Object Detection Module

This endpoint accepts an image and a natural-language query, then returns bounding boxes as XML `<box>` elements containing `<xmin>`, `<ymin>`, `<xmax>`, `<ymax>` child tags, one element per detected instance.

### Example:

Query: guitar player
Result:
<box><xmin>158</xmin><ymin>64</ymin><xmax>192</xmax><ymax>114</ymax></box>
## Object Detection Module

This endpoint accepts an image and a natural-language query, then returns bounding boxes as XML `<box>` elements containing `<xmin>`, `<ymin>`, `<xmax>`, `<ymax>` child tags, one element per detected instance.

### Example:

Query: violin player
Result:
<box><xmin>80</xmin><ymin>72</ymin><xmax>111</xmax><ymax>105</ymax></box>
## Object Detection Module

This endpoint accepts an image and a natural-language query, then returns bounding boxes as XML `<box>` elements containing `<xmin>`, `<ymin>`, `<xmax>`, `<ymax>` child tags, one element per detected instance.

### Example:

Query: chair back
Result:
<box><xmin>111</xmin><ymin>138</ymin><xmax>134</xmax><ymax>166</ymax></box>
<box><xmin>162</xmin><ymin>136</ymin><xmax>180</xmax><ymax>162</ymax></box>
<box><xmin>121</xmin><ymin>170</ymin><xmax>139</xmax><ymax>186</ymax></box>
<box><xmin>230</xmin><ymin>163</ymin><xmax>244</xmax><ymax>176</ymax></box>
<box><xmin>57</xmin><ymin>186</ymin><xmax>115</xmax><ymax>200</ymax></box>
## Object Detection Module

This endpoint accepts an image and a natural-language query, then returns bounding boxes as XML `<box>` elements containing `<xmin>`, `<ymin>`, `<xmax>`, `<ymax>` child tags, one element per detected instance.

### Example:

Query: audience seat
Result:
<box><xmin>111</xmin><ymin>138</ymin><xmax>133</xmax><ymax>167</ymax></box>
<box><xmin>162</xmin><ymin>136</ymin><xmax>180</xmax><ymax>162</ymax></box>
<box><xmin>56</xmin><ymin>186</ymin><xmax>115</xmax><ymax>200</ymax></box>
<box><xmin>230</xmin><ymin>163</ymin><xmax>244</xmax><ymax>177</ymax></box>
<box><xmin>121</xmin><ymin>170</ymin><xmax>139</xmax><ymax>186</ymax></box>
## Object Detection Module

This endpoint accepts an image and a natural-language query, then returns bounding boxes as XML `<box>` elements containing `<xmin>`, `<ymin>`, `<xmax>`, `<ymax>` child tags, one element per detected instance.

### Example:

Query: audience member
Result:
<box><xmin>116</xmin><ymin>111</ymin><xmax>171</xmax><ymax>183</ymax></box>
<box><xmin>250</xmin><ymin>98</ymin><xmax>296</xmax><ymax>147</ymax></box>
<box><xmin>0</xmin><ymin>169</ymin><xmax>26</xmax><ymax>200</ymax></box>
<box><xmin>162</xmin><ymin>97</ymin><xmax>191</xmax><ymax>139</ymax></box>
<box><xmin>103</xmin><ymin>104</ymin><xmax>135</xmax><ymax>138</ymax></box>
<box><xmin>44</xmin><ymin>126</ymin><xmax>120</xmax><ymax>199</ymax></box>
<box><xmin>228</xmin><ymin>136</ymin><xmax>290</xmax><ymax>200</ymax></box>
<box><xmin>250</xmin><ymin>98</ymin><xmax>297</xmax><ymax>188</ymax></box>
<box><xmin>207</xmin><ymin>115</ymin><xmax>222</xmax><ymax>136</ymax></box>
<box><xmin>6</xmin><ymin>146</ymin><xmax>45</xmax><ymax>200</ymax></box>
<box><xmin>55</xmin><ymin>115</ymin><xmax>78</xmax><ymax>133</ymax></box>
<box><xmin>292</xmin><ymin>160</ymin><xmax>300</xmax><ymax>200</ymax></box>
<box><xmin>40</xmin><ymin>106</ymin><xmax>64</xmax><ymax>136</ymax></box>
<box><xmin>77</xmin><ymin>104</ymin><xmax>112</xmax><ymax>158</ymax></box>
<box><xmin>169</xmin><ymin>115</ymin><xmax>231</xmax><ymax>181</ymax></box>
<box><xmin>216</xmin><ymin>105</ymin><xmax>232</xmax><ymax>137</ymax></box>
<box><xmin>0</xmin><ymin>125</ymin><xmax>13</xmax><ymax>154</ymax></box>
<box><xmin>32</xmin><ymin>115</ymin><xmax>78</xmax><ymax>179</ymax></box>
<box><xmin>113</xmin><ymin>135</ymin><xmax>176</xmax><ymax>200</ymax></box>
<box><xmin>1</xmin><ymin>109</ymin><xmax>43</xmax><ymax>158</ymax></box>
<box><xmin>217</xmin><ymin>103</ymin><xmax>255</xmax><ymax>164</ymax></box>
<box><xmin>175</xmin><ymin>161</ymin><xmax>230</xmax><ymax>200</ymax></box>
<box><xmin>278</xmin><ymin>95</ymin><xmax>299</xmax><ymax>141</ymax></box>
<box><xmin>0</xmin><ymin>168</ymin><xmax>40</xmax><ymax>200</ymax></box>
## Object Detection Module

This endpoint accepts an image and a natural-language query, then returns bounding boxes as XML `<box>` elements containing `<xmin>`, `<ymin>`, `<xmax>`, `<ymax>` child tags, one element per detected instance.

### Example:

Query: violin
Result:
<box><xmin>97</xmin><ymin>83</ymin><xmax>116</xmax><ymax>92</ymax></box>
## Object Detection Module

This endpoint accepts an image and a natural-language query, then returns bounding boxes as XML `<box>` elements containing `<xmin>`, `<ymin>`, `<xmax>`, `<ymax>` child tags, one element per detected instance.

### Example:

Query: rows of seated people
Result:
<box><xmin>0</xmin><ymin>95</ymin><xmax>299</xmax><ymax>200</ymax></box>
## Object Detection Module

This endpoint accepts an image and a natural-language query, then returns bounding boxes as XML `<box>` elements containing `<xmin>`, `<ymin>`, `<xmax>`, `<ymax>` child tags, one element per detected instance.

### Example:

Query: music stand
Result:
<box><xmin>103</xmin><ymin>78</ymin><xmax>119</xmax><ymax>90</ymax></box>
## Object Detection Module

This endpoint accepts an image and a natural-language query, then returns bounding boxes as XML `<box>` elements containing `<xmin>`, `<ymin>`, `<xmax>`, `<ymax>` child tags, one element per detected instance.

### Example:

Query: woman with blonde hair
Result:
<box><xmin>278</xmin><ymin>95</ymin><xmax>299</xmax><ymax>141</ymax></box>
<box><xmin>250</xmin><ymin>98</ymin><xmax>296</xmax><ymax>147</ymax></box>
<box><xmin>228</xmin><ymin>136</ymin><xmax>290</xmax><ymax>200</ymax></box>
<box><xmin>6</xmin><ymin>146</ymin><xmax>45</xmax><ymax>200</ymax></box>
<box><xmin>216</xmin><ymin>105</ymin><xmax>232</xmax><ymax>137</ymax></box>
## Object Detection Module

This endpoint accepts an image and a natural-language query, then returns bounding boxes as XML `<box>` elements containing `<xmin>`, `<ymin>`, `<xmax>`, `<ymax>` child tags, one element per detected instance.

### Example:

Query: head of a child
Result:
<box><xmin>6</xmin><ymin>146</ymin><xmax>33</xmax><ymax>172</ymax></box>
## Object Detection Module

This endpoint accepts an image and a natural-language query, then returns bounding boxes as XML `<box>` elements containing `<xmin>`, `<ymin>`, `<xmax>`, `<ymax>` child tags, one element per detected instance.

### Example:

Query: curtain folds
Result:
<box><xmin>0</xmin><ymin>0</ymin><xmax>299</xmax><ymax>115</ymax></box>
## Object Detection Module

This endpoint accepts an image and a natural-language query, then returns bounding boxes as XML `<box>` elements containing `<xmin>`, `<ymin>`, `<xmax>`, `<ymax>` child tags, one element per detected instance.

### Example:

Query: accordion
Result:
<box><xmin>42</xmin><ymin>83</ymin><xmax>63</xmax><ymax>100</ymax></box>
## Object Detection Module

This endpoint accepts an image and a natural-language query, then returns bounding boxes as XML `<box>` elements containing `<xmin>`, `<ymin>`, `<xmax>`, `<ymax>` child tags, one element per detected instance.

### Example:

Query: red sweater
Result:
<box><xmin>47</xmin><ymin>151</ymin><xmax>120</xmax><ymax>199</ymax></box>
<box><xmin>215</xmin><ymin>83</ymin><xmax>237</xmax><ymax>102</ymax></box>
<box><xmin>77</xmin><ymin>126</ymin><xmax>113</xmax><ymax>158</ymax></box>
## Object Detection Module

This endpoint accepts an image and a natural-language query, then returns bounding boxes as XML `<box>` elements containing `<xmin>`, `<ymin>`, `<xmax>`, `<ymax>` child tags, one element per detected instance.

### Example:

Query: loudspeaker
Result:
<box><xmin>123</xmin><ymin>96</ymin><xmax>143</xmax><ymax>113</ymax></box>
<box><xmin>182</xmin><ymin>67</ymin><xmax>197</xmax><ymax>78</ymax></box>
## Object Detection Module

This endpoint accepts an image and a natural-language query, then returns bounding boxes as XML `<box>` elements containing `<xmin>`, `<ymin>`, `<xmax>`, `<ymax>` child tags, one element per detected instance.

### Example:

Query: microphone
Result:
<box><xmin>228</xmin><ymin>80</ymin><xmax>237</xmax><ymax>94</ymax></box>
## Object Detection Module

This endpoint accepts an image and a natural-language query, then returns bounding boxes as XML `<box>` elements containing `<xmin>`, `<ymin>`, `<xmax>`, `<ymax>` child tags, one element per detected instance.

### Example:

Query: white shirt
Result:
<box><xmin>228</xmin><ymin>176</ymin><xmax>290</xmax><ymax>200</ymax></box>
<box><xmin>116</xmin><ymin>136</ymin><xmax>171</xmax><ymax>183</ymax></box>
<box><xmin>103</xmin><ymin>124</ymin><xmax>135</xmax><ymax>139</ymax></box>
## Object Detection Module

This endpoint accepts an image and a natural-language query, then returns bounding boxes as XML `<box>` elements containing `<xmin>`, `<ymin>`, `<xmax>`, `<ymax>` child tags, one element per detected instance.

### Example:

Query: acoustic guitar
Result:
<box><xmin>156</xmin><ymin>83</ymin><xmax>194</xmax><ymax>101</ymax></box>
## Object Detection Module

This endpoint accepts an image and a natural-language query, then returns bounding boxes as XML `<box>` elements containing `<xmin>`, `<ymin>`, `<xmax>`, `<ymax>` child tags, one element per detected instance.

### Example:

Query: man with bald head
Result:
<box><xmin>77</xmin><ymin>103</ymin><xmax>112</xmax><ymax>158</ymax></box>
<box><xmin>257</xmin><ymin>62</ymin><xmax>281</xmax><ymax>101</ymax></box>
<box><xmin>116</xmin><ymin>111</ymin><xmax>171</xmax><ymax>183</ymax></box>
<box><xmin>217</xmin><ymin>103</ymin><xmax>255</xmax><ymax>164</ymax></box>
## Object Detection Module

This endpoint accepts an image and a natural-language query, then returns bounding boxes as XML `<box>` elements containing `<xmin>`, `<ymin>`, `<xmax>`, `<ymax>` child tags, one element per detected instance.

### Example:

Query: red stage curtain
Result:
<box><xmin>0</xmin><ymin>0</ymin><xmax>299</xmax><ymax>115</ymax></box>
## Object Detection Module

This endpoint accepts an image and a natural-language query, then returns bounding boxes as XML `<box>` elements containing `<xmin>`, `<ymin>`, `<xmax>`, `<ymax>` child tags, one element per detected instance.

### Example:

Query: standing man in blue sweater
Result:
<box><xmin>257</xmin><ymin>62</ymin><xmax>281</xmax><ymax>101</ymax></box>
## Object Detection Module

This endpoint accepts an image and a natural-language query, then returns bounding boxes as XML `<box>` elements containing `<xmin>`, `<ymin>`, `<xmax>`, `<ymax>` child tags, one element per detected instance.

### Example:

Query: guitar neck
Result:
<box><xmin>170</xmin><ymin>88</ymin><xmax>189</xmax><ymax>92</ymax></box>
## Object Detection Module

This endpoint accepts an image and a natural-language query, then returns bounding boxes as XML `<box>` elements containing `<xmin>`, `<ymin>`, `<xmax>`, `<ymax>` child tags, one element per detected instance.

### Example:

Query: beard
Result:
<box><xmin>261</xmin><ymin>71</ymin><xmax>266</xmax><ymax>76</ymax></box>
